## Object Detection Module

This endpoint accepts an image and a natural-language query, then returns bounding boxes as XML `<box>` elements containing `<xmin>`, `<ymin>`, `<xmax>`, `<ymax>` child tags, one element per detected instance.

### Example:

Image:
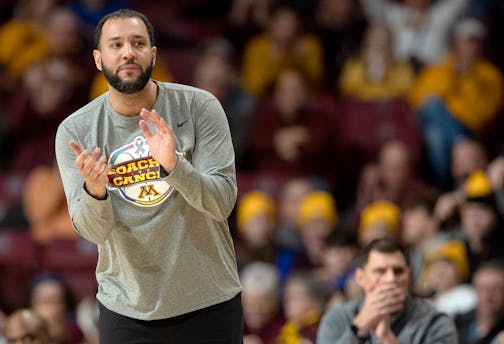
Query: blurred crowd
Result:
<box><xmin>0</xmin><ymin>0</ymin><xmax>504</xmax><ymax>343</ymax></box>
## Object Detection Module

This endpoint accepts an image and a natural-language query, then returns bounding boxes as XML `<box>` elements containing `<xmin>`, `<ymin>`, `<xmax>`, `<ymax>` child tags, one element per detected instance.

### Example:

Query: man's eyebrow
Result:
<box><xmin>106</xmin><ymin>34</ymin><xmax>147</xmax><ymax>42</ymax></box>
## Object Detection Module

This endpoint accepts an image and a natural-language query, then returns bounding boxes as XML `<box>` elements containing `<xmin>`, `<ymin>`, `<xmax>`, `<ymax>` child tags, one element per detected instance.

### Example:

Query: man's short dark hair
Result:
<box><xmin>474</xmin><ymin>259</ymin><xmax>504</xmax><ymax>279</ymax></box>
<box><xmin>94</xmin><ymin>9</ymin><xmax>155</xmax><ymax>49</ymax></box>
<box><xmin>359</xmin><ymin>238</ymin><xmax>408</xmax><ymax>267</ymax></box>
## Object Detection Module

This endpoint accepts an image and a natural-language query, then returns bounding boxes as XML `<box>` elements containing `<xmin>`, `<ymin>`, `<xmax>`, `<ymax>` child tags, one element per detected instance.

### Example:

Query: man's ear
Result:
<box><xmin>93</xmin><ymin>49</ymin><xmax>102</xmax><ymax>71</ymax></box>
<box><xmin>152</xmin><ymin>46</ymin><xmax>157</xmax><ymax>67</ymax></box>
<box><xmin>355</xmin><ymin>267</ymin><xmax>366</xmax><ymax>290</ymax></box>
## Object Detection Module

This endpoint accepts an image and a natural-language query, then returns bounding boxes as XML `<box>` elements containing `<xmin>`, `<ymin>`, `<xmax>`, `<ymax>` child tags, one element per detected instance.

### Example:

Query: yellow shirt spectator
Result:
<box><xmin>0</xmin><ymin>20</ymin><xmax>50</xmax><ymax>78</ymax></box>
<box><xmin>242</xmin><ymin>33</ymin><xmax>323</xmax><ymax>97</ymax></box>
<box><xmin>339</xmin><ymin>56</ymin><xmax>414</xmax><ymax>101</ymax></box>
<box><xmin>410</xmin><ymin>54</ymin><xmax>503</xmax><ymax>133</ymax></box>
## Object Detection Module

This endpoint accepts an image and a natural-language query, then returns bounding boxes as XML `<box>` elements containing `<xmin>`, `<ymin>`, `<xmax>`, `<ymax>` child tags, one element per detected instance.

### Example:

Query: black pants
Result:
<box><xmin>99</xmin><ymin>293</ymin><xmax>243</xmax><ymax>344</ymax></box>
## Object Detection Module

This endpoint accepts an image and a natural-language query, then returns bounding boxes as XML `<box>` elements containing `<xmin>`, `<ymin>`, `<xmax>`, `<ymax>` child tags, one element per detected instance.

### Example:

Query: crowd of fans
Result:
<box><xmin>0</xmin><ymin>0</ymin><xmax>504</xmax><ymax>343</ymax></box>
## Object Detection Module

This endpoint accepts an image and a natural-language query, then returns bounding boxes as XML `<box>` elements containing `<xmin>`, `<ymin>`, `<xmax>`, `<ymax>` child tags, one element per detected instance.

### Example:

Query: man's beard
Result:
<box><xmin>102</xmin><ymin>60</ymin><xmax>153</xmax><ymax>94</ymax></box>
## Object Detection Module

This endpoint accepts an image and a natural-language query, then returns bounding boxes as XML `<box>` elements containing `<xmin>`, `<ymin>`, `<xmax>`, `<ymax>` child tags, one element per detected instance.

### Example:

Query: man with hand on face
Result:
<box><xmin>55</xmin><ymin>9</ymin><xmax>242</xmax><ymax>344</ymax></box>
<box><xmin>317</xmin><ymin>238</ymin><xmax>458</xmax><ymax>343</ymax></box>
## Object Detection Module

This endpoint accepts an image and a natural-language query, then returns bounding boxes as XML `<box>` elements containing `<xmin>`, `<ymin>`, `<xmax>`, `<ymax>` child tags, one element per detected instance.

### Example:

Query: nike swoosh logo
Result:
<box><xmin>176</xmin><ymin>119</ymin><xmax>189</xmax><ymax>128</ymax></box>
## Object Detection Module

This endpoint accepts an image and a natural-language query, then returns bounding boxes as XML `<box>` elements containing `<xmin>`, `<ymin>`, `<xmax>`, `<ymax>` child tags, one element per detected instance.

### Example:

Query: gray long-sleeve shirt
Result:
<box><xmin>317</xmin><ymin>297</ymin><xmax>459</xmax><ymax>343</ymax></box>
<box><xmin>55</xmin><ymin>82</ymin><xmax>242</xmax><ymax>320</ymax></box>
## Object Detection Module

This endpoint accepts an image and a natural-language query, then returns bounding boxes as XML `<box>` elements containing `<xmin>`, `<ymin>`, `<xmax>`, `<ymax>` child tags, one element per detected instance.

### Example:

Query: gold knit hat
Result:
<box><xmin>425</xmin><ymin>241</ymin><xmax>469</xmax><ymax>281</ymax></box>
<box><xmin>297</xmin><ymin>191</ymin><xmax>338</xmax><ymax>228</ymax></box>
<box><xmin>359</xmin><ymin>201</ymin><xmax>400</xmax><ymax>238</ymax></box>
<box><xmin>237</xmin><ymin>191</ymin><xmax>276</xmax><ymax>232</ymax></box>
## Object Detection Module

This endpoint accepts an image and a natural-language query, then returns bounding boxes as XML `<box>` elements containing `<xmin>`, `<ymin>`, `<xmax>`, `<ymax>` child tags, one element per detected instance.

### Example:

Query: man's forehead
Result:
<box><xmin>102</xmin><ymin>17</ymin><xmax>149</xmax><ymax>38</ymax></box>
<box><xmin>365</xmin><ymin>250</ymin><xmax>407</xmax><ymax>268</ymax></box>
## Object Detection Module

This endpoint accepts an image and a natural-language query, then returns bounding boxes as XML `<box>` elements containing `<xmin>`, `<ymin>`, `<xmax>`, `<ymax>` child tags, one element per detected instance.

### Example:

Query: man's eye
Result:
<box><xmin>135</xmin><ymin>41</ymin><xmax>145</xmax><ymax>47</ymax></box>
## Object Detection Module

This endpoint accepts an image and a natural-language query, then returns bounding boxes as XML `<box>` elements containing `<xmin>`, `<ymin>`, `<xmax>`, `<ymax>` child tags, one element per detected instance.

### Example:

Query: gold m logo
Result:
<box><xmin>138</xmin><ymin>184</ymin><xmax>161</xmax><ymax>199</ymax></box>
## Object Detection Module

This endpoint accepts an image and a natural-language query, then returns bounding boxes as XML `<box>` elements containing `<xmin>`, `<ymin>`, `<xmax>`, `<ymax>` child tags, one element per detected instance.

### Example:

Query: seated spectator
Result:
<box><xmin>451</xmin><ymin>139</ymin><xmax>489</xmax><ymax>189</ymax></box>
<box><xmin>3</xmin><ymin>309</ymin><xmax>50</xmax><ymax>344</ymax></box>
<box><xmin>297</xmin><ymin>191</ymin><xmax>338</xmax><ymax>267</ymax></box>
<box><xmin>235</xmin><ymin>190</ymin><xmax>278</xmax><ymax>268</ymax></box>
<box><xmin>317</xmin><ymin>238</ymin><xmax>458</xmax><ymax>343</ymax></box>
<box><xmin>410</xmin><ymin>18</ymin><xmax>503</xmax><ymax>189</ymax></box>
<box><xmin>458</xmin><ymin>171</ymin><xmax>504</xmax><ymax>279</ymax></box>
<box><xmin>22</xmin><ymin>161</ymin><xmax>76</xmax><ymax>245</ymax></box>
<box><xmin>2</xmin><ymin>55</ymin><xmax>83</xmax><ymax>171</ymax></box>
<box><xmin>248</xmin><ymin>69</ymin><xmax>332</xmax><ymax>180</ymax></box>
<box><xmin>228</xmin><ymin>0</ymin><xmax>272</xmax><ymax>33</ymax></box>
<box><xmin>433</xmin><ymin>139</ymin><xmax>489</xmax><ymax>228</ymax></box>
<box><xmin>487</xmin><ymin>155</ymin><xmax>504</xmax><ymax>219</ymax></box>
<box><xmin>338</xmin><ymin>21</ymin><xmax>414</xmax><ymax>101</ymax></box>
<box><xmin>0</xmin><ymin>0</ymin><xmax>54</xmax><ymax>84</ymax></box>
<box><xmin>241</xmin><ymin>3</ymin><xmax>323</xmax><ymax>97</ymax></box>
<box><xmin>274</xmin><ymin>178</ymin><xmax>314</xmax><ymax>254</ymax></box>
<box><xmin>21</xmin><ymin>273</ymin><xmax>82</xmax><ymax>344</ymax></box>
<box><xmin>419</xmin><ymin>240</ymin><xmax>477</xmax><ymax>316</ymax></box>
<box><xmin>241</xmin><ymin>262</ymin><xmax>283</xmax><ymax>344</ymax></box>
<box><xmin>355</xmin><ymin>140</ymin><xmax>439</xmax><ymax>214</ymax></box>
<box><xmin>359</xmin><ymin>0</ymin><xmax>468</xmax><ymax>69</ymax></box>
<box><xmin>193</xmin><ymin>37</ymin><xmax>255</xmax><ymax>169</ymax></box>
<box><xmin>277</xmin><ymin>272</ymin><xmax>331</xmax><ymax>344</ymax></box>
<box><xmin>276</xmin><ymin>190</ymin><xmax>338</xmax><ymax>283</ymax></box>
<box><xmin>455</xmin><ymin>260</ymin><xmax>504</xmax><ymax>344</ymax></box>
<box><xmin>316</xmin><ymin>231</ymin><xmax>359</xmax><ymax>304</ymax></box>
<box><xmin>314</xmin><ymin>0</ymin><xmax>367</xmax><ymax>89</ymax></box>
<box><xmin>401</xmin><ymin>196</ymin><xmax>440</xmax><ymax>282</ymax></box>
<box><xmin>357</xmin><ymin>200</ymin><xmax>400</xmax><ymax>247</ymax></box>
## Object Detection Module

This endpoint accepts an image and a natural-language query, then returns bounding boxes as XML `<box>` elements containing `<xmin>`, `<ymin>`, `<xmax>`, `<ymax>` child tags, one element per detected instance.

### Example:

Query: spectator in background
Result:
<box><xmin>419</xmin><ymin>240</ymin><xmax>477</xmax><ymax>317</ymax></box>
<box><xmin>316</xmin><ymin>230</ymin><xmax>359</xmax><ymax>305</ymax></box>
<box><xmin>410</xmin><ymin>18</ymin><xmax>503</xmax><ymax>190</ymax></box>
<box><xmin>241</xmin><ymin>3</ymin><xmax>323</xmax><ymax>97</ymax></box>
<box><xmin>401</xmin><ymin>196</ymin><xmax>440</xmax><ymax>283</ymax></box>
<box><xmin>355</xmin><ymin>140</ymin><xmax>439</xmax><ymax>215</ymax></box>
<box><xmin>193</xmin><ymin>37</ymin><xmax>255</xmax><ymax>169</ymax></box>
<box><xmin>451</xmin><ymin>139</ymin><xmax>489</xmax><ymax>189</ymax></box>
<box><xmin>248</xmin><ymin>69</ymin><xmax>331</xmax><ymax>180</ymax></box>
<box><xmin>455</xmin><ymin>260</ymin><xmax>504</xmax><ymax>344</ymax></box>
<box><xmin>2</xmin><ymin>56</ymin><xmax>81</xmax><ymax>171</ymax></box>
<box><xmin>359</xmin><ymin>0</ymin><xmax>468</xmax><ymax>70</ymax></box>
<box><xmin>241</xmin><ymin>262</ymin><xmax>283</xmax><ymax>344</ymax></box>
<box><xmin>276</xmin><ymin>273</ymin><xmax>331</xmax><ymax>344</ymax></box>
<box><xmin>0</xmin><ymin>0</ymin><xmax>55</xmax><ymax>86</ymax></box>
<box><xmin>21</xmin><ymin>273</ymin><xmax>82</xmax><ymax>344</ymax></box>
<box><xmin>228</xmin><ymin>0</ymin><xmax>273</xmax><ymax>43</ymax></box>
<box><xmin>338</xmin><ymin>21</ymin><xmax>414</xmax><ymax>101</ymax></box>
<box><xmin>457</xmin><ymin>171</ymin><xmax>504</xmax><ymax>279</ymax></box>
<box><xmin>274</xmin><ymin>178</ymin><xmax>314</xmax><ymax>255</ymax></box>
<box><xmin>235</xmin><ymin>190</ymin><xmax>278</xmax><ymax>268</ymax></box>
<box><xmin>22</xmin><ymin>161</ymin><xmax>76</xmax><ymax>245</ymax></box>
<box><xmin>314</xmin><ymin>0</ymin><xmax>367</xmax><ymax>90</ymax></box>
<box><xmin>276</xmin><ymin>190</ymin><xmax>338</xmax><ymax>283</ymax></box>
<box><xmin>357</xmin><ymin>200</ymin><xmax>400</xmax><ymax>247</ymax></box>
<box><xmin>3</xmin><ymin>309</ymin><xmax>50</xmax><ymax>344</ymax></box>
<box><xmin>317</xmin><ymin>238</ymin><xmax>458</xmax><ymax>344</ymax></box>
<box><xmin>433</xmin><ymin>139</ymin><xmax>489</xmax><ymax>229</ymax></box>
<box><xmin>296</xmin><ymin>191</ymin><xmax>338</xmax><ymax>267</ymax></box>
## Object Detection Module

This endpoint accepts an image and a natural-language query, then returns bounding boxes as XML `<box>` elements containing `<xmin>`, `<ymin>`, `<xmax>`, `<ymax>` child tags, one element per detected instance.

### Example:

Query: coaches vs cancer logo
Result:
<box><xmin>107</xmin><ymin>136</ymin><xmax>174</xmax><ymax>206</ymax></box>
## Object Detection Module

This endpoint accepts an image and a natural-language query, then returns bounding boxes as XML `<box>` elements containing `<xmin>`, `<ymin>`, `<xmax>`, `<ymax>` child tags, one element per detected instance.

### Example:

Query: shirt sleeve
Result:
<box><xmin>317</xmin><ymin>306</ymin><xmax>362</xmax><ymax>344</ymax></box>
<box><xmin>55</xmin><ymin>121</ymin><xmax>116</xmax><ymax>245</ymax></box>
<box><xmin>165</xmin><ymin>97</ymin><xmax>237</xmax><ymax>223</ymax></box>
<box><xmin>421</xmin><ymin>313</ymin><xmax>459</xmax><ymax>343</ymax></box>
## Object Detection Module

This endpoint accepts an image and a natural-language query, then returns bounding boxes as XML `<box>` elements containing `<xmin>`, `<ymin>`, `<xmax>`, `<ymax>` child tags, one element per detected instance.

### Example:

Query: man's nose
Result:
<box><xmin>383</xmin><ymin>268</ymin><xmax>396</xmax><ymax>282</ymax></box>
<box><xmin>122</xmin><ymin>42</ymin><xmax>135</xmax><ymax>60</ymax></box>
